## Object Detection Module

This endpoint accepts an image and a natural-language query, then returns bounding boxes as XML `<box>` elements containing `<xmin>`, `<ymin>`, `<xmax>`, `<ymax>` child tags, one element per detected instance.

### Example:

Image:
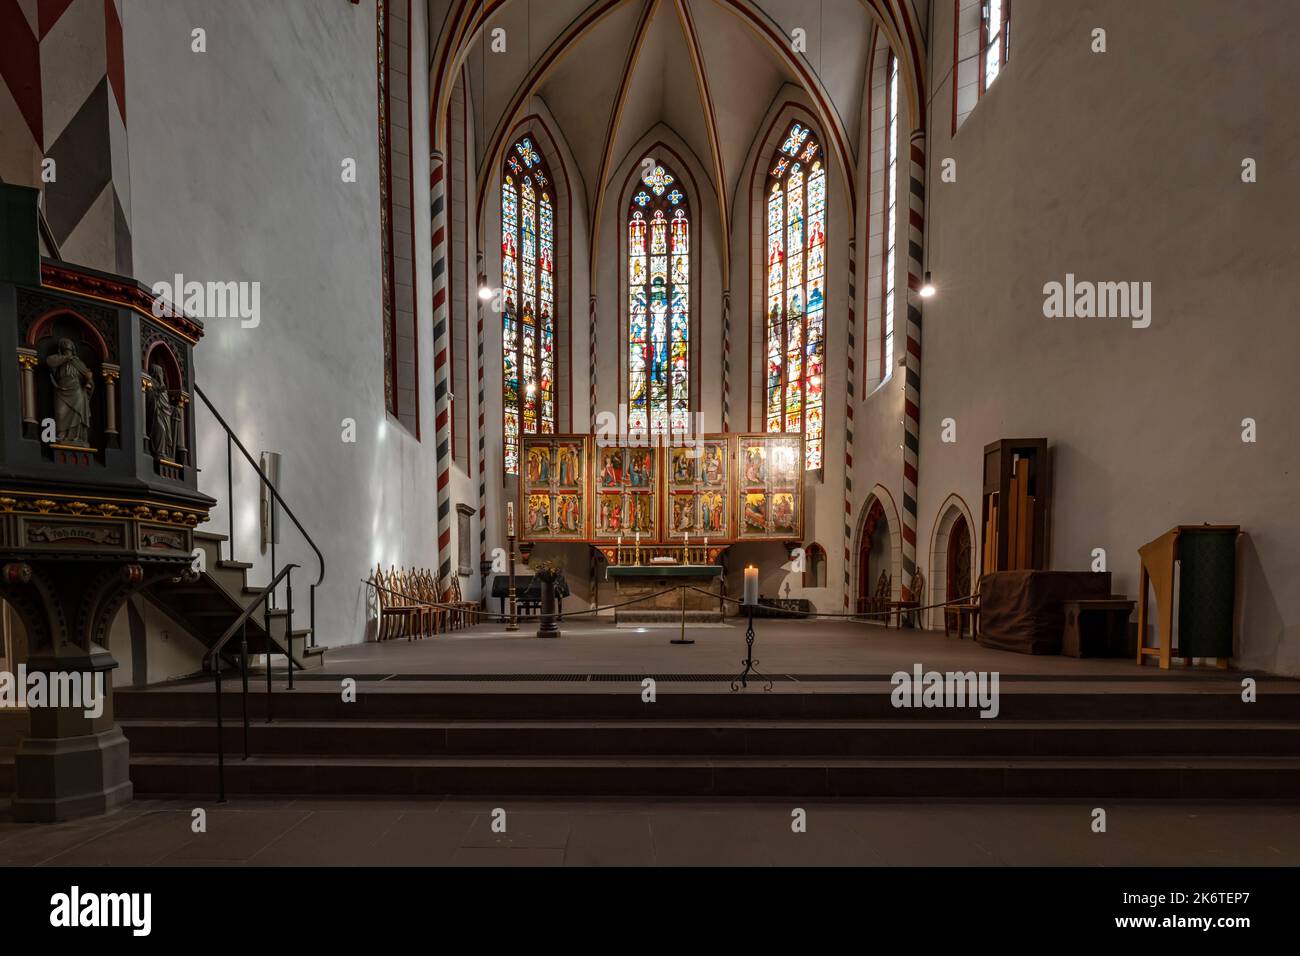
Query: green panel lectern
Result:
<box><xmin>1137</xmin><ymin>525</ymin><xmax>1239</xmax><ymax>669</ymax></box>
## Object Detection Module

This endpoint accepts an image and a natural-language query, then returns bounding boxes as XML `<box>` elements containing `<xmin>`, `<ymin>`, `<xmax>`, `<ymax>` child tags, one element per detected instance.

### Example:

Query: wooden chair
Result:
<box><xmin>944</xmin><ymin>576</ymin><xmax>982</xmax><ymax>640</ymax></box>
<box><xmin>416</xmin><ymin>569</ymin><xmax>446</xmax><ymax>636</ymax></box>
<box><xmin>444</xmin><ymin>576</ymin><xmax>477</xmax><ymax>628</ymax></box>
<box><xmin>457</xmin><ymin>578</ymin><xmax>480</xmax><ymax>626</ymax></box>
<box><xmin>398</xmin><ymin>567</ymin><xmax>431</xmax><ymax>640</ymax></box>
<box><xmin>888</xmin><ymin>569</ymin><xmax>925</xmax><ymax>629</ymax></box>
<box><xmin>374</xmin><ymin>566</ymin><xmax>420</xmax><ymax>641</ymax></box>
<box><xmin>437</xmin><ymin>580</ymin><xmax>457</xmax><ymax>631</ymax></box>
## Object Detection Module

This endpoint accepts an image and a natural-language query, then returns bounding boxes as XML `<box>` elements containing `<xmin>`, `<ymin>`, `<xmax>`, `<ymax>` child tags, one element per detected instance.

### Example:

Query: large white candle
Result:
<box><xmin>743</xmin><ymin>565</ymin><xmax>759</xmax><ymax>606</ymax></box>
<box><xmin>507</xmin><ymin>501</ymin><xmax>515</xmax><ymax>536</ymax></box>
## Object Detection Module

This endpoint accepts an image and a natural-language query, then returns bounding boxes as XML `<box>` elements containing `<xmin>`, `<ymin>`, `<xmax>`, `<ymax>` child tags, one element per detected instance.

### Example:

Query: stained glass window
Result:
<box><xmin>628</xmin><ymin>161</ymin><xmax>689</xmax><ymax>437</ymax></box>
<box><xmin>881</xmin><ymin>54</ymin><xmax>899</xmax><ymax>385</ymax></box>
<box><xmin>502</xmin><ymin>137</ymin><xmax>556</xmax><ymax>474</ymax></box>
<box><xmin>765</xmin><ymin>122</ymin><xmax>826</xmax><ymax>470</ymax></box>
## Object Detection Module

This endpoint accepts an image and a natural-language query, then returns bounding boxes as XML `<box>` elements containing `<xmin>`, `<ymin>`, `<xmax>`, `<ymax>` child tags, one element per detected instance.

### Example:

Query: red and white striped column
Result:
<box><xmin>475</xmin><ymin>253</ymin><xmax>487</xmax><ymax>575</ymax></box>
<box><xmin>430</xmin><ymin>150</ymin><xmax>453</xmax><ymax>585</ymax></box>
<box><xmin>900</xmin><ymin>130</ymin><xmax>926</xmax><ymax>599</ymax></box>
<box><xmin>842</xmin><ymin>238</ymin><xmax>857</xmax><ymax>610</ymax></box>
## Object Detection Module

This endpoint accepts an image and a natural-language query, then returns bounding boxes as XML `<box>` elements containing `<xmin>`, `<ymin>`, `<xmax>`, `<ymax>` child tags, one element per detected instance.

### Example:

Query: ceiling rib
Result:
<box><xmin>437</xmin><ymin>1</ymin><xmax>930</xmax><ymax>240</ymax></box>
<box><xmin>587</xmin><ymin>0</ymin><xmax>660</xmax><ymax>287</ymax></box>
<box><xmin>471</xmin><ymin>0</ymin><xmax>634</xmax><ymax>226</ymax></box>
<box><xmin>670</xmin><ymin>0</ymin><xmax>730</xmax><ymax>288</ymax></box>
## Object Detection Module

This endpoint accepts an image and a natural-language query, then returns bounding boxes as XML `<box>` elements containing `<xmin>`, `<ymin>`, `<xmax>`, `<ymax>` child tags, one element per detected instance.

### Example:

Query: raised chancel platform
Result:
<box><xmin>94</xmin><ymin>619</ymin><xmax>1300</xmax><ymax>802</ymax></box>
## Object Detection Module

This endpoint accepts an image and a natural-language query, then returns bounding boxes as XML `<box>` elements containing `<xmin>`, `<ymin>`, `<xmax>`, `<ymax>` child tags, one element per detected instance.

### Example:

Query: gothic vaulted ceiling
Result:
<box><xmin>435</xmin><ymin>0</ymin><xmax>928</xmax><ymax>219</ymax></box>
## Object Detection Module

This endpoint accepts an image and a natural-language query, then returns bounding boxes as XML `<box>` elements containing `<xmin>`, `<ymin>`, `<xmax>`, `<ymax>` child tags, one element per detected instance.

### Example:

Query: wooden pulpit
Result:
<box><xmin>1137</xmin><ymin>525</ymin><xmax>1239</xmax><ymax>669</ymax></box>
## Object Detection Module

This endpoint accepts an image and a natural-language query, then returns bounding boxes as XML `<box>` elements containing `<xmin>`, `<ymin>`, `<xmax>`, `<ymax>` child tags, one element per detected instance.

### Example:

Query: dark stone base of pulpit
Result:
<box><xmin>13</xmin><ymin>727</ymin><xmax>134</xmax><ymax>822</ymax></box>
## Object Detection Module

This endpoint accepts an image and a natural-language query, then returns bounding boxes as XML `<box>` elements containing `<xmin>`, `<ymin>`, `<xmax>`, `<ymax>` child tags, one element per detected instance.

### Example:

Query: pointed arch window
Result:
<box><xmin>881</xmin><ymin>53</ymin><xmax>900</xmax><ymax>385</ymax></box>
<box><xmin>765</xmin><ymin>121</ymin><xmax>827</xmax><ymax>470</ymax></box>
<box><xmin>501</xmin><ymin>136</ymin><xmax>556</xmax><ymax>475</ymax></box>
<box><xmin>628</xmin><ymin>161</ymin><xmax>690</xmax><ymax>436</ymax></box>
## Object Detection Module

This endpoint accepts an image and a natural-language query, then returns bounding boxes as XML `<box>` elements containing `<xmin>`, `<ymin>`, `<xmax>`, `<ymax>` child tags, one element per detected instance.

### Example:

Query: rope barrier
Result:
<box><xmin>366</xmin><ymin>577</ymin><xmax>974</xmax><ymax>626</ymax></box>
<box><xmin>364</xmin><ymin>579</ymin><xmax>681</xmax><ymax>618</ymax></box>
<box><xmin>557</xmin><ymin>586</ymin><xmax>682</xmax><ymax>617</ymax></box>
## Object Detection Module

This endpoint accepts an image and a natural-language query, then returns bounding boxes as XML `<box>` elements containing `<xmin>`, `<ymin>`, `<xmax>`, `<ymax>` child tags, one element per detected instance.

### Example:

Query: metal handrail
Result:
<box><xmin>193</xmin><ymin>383</ymin><xmax>324</xmax><ymax>647</ymax></box>
<box><xmin>210</xmin><ymin>561</ymin><xmax>298</xmax><ymax>803</ymax></box>
<box><xmin>209</xmin><ymin>562</ymin><xmax>300</xmax><ymax>661</ymax></box>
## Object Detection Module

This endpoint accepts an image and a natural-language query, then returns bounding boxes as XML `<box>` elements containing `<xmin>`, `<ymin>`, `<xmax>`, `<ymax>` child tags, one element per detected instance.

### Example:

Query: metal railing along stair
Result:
<box><xmin>207</xmin><ymin>562</ymin><xmax>299</xmax><ymax>802</ymax></box>
<box><xmin>193</xmin><ymin>383</ymin><xmax>325</xmax><ymax>650</ymax></box>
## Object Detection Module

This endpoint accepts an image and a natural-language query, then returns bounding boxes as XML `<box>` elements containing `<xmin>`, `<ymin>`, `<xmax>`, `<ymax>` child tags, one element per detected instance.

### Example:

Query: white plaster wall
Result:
<box><xmin>920</xmin><ymin>0</ymin><xmax>1300</xmax><ymax>673</ymax></box>
<box><xmin>124</xmin><ymin>0</ymin><xmax>443</xmax><ymax>645</ymax></box>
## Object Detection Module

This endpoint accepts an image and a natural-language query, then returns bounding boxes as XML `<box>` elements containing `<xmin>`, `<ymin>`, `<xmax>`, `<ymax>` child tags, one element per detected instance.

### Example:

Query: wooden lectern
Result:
<box><xmin>1137</xmin><ymin>525</ymin><xmax>1239</xmax><ymax>669</ymax></box>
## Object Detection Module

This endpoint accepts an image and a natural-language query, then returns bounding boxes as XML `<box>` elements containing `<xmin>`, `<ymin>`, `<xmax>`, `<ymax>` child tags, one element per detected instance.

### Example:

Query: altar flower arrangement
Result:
<box><xmin>532</xmin><ymin>558</ymin><xmax>563</xmax><ymax>583</ymax></box>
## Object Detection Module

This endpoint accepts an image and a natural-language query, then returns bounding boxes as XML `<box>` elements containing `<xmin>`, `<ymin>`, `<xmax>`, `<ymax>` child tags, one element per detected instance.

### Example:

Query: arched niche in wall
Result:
<box><xmin>22</xmin><ymin>308</ymin><xmax>115</xmax><ymax>457</ymax></box>
<box><xmin>142</xmin><ymin>339</ymin><xmax>187</xmax><ymax>469</ymax></box>
<box><xmin>803</xmin><ymin>541</ymin><xmax>827</xmax><ymax>589</ymax></box>
<box><xmin>927</xmin><ymin>493</ymin><xmax>977</xmax><ymax>630</ymax></box>
<box><xmin>853</xmin><ymin>483</ymin><xmax>902</xmax><ymax>614</ymax></box>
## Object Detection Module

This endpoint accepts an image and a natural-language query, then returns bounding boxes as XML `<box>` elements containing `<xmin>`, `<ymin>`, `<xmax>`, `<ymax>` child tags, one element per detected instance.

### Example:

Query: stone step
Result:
<box><xmin>117</xmin><ymin>717</ymin><xmax>1300</xmax><ymax>759</ymax></box>
<box><xmin>114</xmin><ymin>686</ymin><xmax>1300</xmax><ymax>722</ymax></box>
<box><xmin>125</xmin><ymin>753</ymin><xmax>1300</xmax><ymax>799</ymax></box>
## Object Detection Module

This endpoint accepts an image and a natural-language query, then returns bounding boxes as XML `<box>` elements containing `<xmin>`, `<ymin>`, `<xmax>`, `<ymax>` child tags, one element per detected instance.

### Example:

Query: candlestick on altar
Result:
<box><xmin>616</xmin><ymin>535</ymin><xmax>623</xmax><ymax>566</ymax></box>
<box><xmin>506</xmin><ymin>501</ymin><xmax>515</xmax><ymax>537</ymax></box>
<box><xmin>635</xmin><ymin>531</ymin><xmax>641</xmax><ymax>566</ymax></box>
<box><xmin>704</xmin><ymin>537</ymin><xmax>709</xmax><ymax>563</ymax></box>
<box><xmin>505</xmin><ymin>527</ymin><xmax>519</xmax><ymax>632</ymax></box>
<box><xmin>682</xmin><ymin>532</ymin><xmax>689</xmax><ymax>564</ymax></box>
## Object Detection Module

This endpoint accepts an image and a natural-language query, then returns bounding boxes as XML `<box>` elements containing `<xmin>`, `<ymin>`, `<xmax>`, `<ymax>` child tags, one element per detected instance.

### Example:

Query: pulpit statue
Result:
<box><xmin>147</xmin><ymin>364</ymin><xmax>177</xmax><ymax>461</ymax></box>
<box><xmin>47</xmin><ymin>338</ymin><xmax>93</xmax><ymax>445</ymax></box>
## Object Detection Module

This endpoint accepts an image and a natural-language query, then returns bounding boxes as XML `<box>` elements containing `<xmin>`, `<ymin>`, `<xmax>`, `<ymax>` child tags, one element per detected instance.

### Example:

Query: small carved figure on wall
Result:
<box><xmin>47</xmin><ymin>338</ymin><xmax>94</xmax><ymax>446</ymax></box>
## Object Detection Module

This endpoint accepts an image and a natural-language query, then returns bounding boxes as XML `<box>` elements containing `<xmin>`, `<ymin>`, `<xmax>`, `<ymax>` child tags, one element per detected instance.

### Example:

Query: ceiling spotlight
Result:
<box><xmin>477</xmin><ymin>285</ymin><xmax>493</xmax><ymax>301</ymax></box>
<box><xmin>526</xmin><ymin>383</ymin><xmax>537</xmax><ymax>396</ymax></box>
<box><xmin>919</xmin><ymin>271</ymin><xmax>935</xmax><ymax>298</ymax></box>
